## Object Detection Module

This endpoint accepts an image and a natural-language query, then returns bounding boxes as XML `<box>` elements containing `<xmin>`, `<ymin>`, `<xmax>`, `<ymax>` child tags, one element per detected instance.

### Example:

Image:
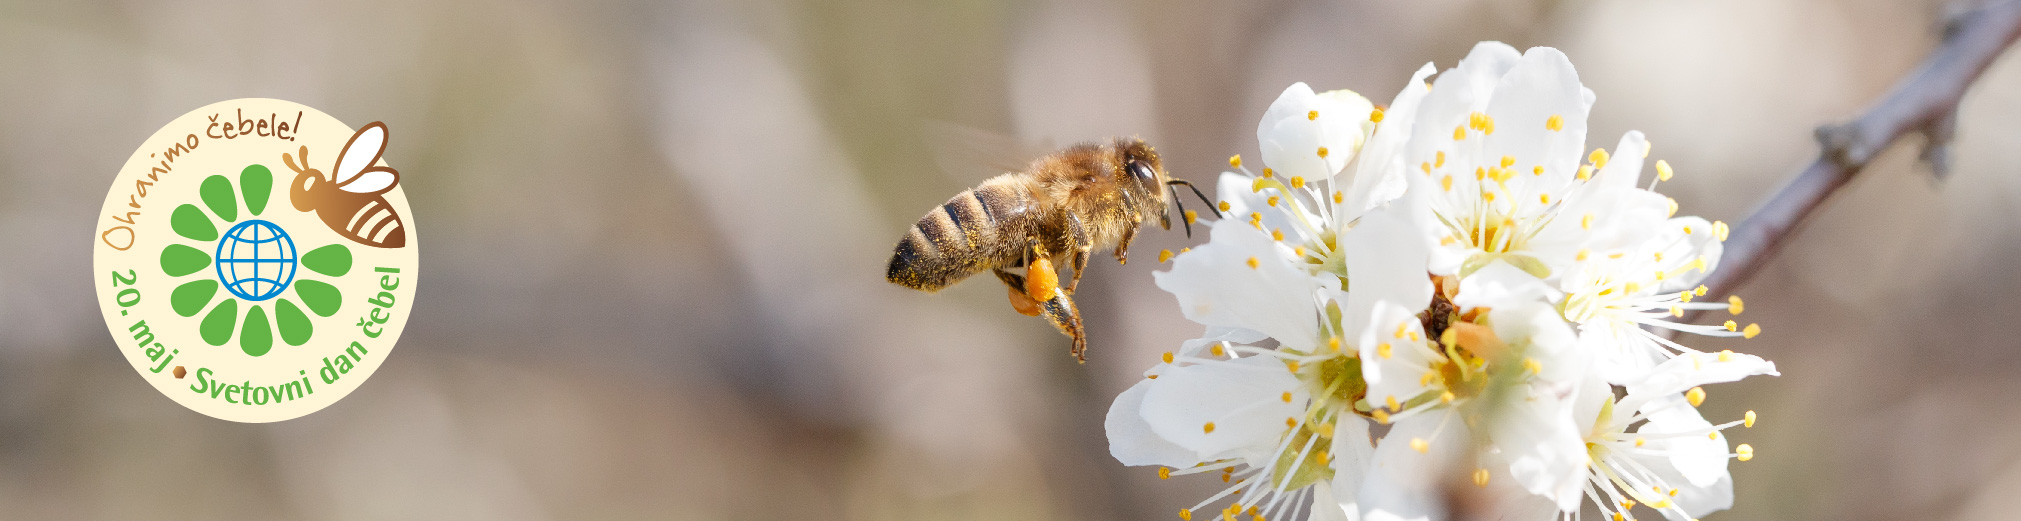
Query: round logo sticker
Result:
<box><xmin>93</xmin><ymin>99</ymin><xmax>417</xmax><ymax>422</ymax></box>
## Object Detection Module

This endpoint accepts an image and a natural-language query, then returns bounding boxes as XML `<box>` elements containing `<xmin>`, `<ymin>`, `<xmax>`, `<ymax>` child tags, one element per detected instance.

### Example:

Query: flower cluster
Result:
<box><xmin>1107</xmin><ymin>42</ymin><xmax>1778</xmax><ymax>521</ymax></box>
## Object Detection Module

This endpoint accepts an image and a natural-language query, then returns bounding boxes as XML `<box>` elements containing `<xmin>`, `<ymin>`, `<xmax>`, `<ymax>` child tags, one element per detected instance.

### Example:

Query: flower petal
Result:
<box><xmin>1140</xmin><ymin>355</ymin><xmax>1306</xmax><ymax>462</ymax></box>
<box><xmin>1341</xmin><ymin>203</ymin><xmax>1433</xmax><ymax>328</ymax></box>
<box><xmin>1623</xmin><ymin>351</ymin><xmax>1778</xmax><ymax>407</ymax></box>
<box><xmin>1106</xmin><ymin>379</ymin><xmax>1202</xmax><ymax>467</ymax></box>
<box><xmin>1155</xmin><ymin>219</ymin><xmax>1326</xmax><ymax>348</ymax></box>
<box><xmin>1359</xmin><ymin>413</ymin><xmax>1468</xmax><ymax>521</ymax></box>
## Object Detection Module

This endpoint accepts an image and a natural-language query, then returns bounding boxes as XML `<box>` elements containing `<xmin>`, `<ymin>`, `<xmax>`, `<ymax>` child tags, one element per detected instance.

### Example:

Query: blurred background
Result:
<box><xmin>0</xmin><ymin>0</ymin><xmax>2014</xmax><ymax>519</ymax></box>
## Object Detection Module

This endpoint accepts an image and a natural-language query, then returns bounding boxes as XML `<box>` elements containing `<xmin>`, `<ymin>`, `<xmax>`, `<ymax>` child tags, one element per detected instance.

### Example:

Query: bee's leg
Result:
<box><xmin>1017</xmin><ymin>237</ymin><xmax>1087</xmax><ymax>361</ymax></box>
<box><xmin>1064</xmin><ymin>213</ymin><xmax>1093</xmax><ymax>294</ymax></box>
<box><xmin>1114</xmin><ymin>225</ymin><xmax>1136</xmax><ymax>265</ymax></box>
<box><xmin>994</xmin><ymin>269</ymin><xmax>1042</xmax><ymax>317</ymax></box>
<box><xmin>1038</xmin><ymin>291</ymin><xmax>1088</xmax><ymax>363</ymax></box>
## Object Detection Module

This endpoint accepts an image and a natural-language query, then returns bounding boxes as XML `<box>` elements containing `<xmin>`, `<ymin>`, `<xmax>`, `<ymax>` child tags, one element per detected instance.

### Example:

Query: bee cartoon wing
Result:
<box><xmin>332</xmin><ymin>122</ymin><xmax>399</xmax><ymax>194</ymax></box>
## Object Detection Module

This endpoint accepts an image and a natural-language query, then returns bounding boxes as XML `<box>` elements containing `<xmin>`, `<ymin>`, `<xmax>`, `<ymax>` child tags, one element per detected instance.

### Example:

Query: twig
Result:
<box><xmin>1689</xmin><ymin>0</ymin><xmax>2021</xmax><ymax>309</ymax></box>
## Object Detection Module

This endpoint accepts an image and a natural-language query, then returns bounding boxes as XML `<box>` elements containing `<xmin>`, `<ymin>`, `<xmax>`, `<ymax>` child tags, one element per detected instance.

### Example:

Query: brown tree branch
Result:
<box><xmin>1689</xmin><ymin>0</ymin><xmax>2021</xmax><ymax>309</ymax></box>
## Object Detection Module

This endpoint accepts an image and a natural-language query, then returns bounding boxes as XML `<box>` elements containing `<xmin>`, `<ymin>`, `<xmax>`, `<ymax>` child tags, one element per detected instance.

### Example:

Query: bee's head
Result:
<box><xmin>1115</xmin><ymin>137</ymin><xmax>1214</xmax><ymax>237</ymax></box>
<box><xmin>281</xmin><ymin>146</ymin><xmax>323</xmax><ymax>211</ymax></box>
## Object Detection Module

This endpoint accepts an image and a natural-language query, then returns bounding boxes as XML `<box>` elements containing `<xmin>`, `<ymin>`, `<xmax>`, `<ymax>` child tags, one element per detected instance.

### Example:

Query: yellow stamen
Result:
<box><xmin>1247</xmin><ymin>257</ymin><xmax>1259</xmax><ymax>269</ymax></box>
<box><xmin>1290</xmin><ymin>176</ymin><xmax>1305</xmax><ymax>188</ymax></box>
<box><xmin>1546</xmin><ymin>114</ymin><xmax>1564</xmax><ymax>131</ymax></box>
<box><xmin>1286</xmin><ymin>417</ymin><xmax>1297</xmax><ymax>428</ymax></box>
<box><xmin>1377</xmin><ymin>342</ymin><xmax>1392</xmax><ymax>359</ymax></box>
<box><xmin>1441</xmin><ymin>175</ymin><xmax>1453</xmax><ymax>191</ymax></box>
<box><xmin>1718</xmin><ymin>350</ymin><xmax>1734</xmax><ymax>362</ymax></box>
<box><xmin>1219</xmin><ymin>201</ymin><xmax>1231</xmax><ymax>213</ymax></box>
<box><xmin>1533</xmin><ymin>165</ymin><xmax>1545</xmax><ymax>176</ymax></box>
<box><xmin>1665</xmin><ymin>197</ymin><xmax>1679</xmax><ymax>217</ymax></box>
<box><xmin>1159</xmin><ymin>249</ymin><xmax>1174</xmax><ymax>263</ymax></box>
<box><xmin>1475</xmin><ymin>166</ymin><xmax>1486</xmax><ymax>181</ymax></box>
<box><xmin>1410</xmin><ymin>438</ymin><xmax>1429</xmax><ymax>453</ymax></box>
<box><xmin>1713</xmin><ymin>221</ymin><xmax>1731</xmax><ymax>241</ymax></box>
<box><xmin>1540</xmin><ymin>193</ymin><xmax>1551</xmax><ymax>204</ymax></box>
<box><xmin>1743</xmin><ymin>323</ymin><xmax>1761</xmax><ymax>339</ymax></box>
<box><xmin>1729</xmin><ymin>295</ymin><xmax>1745</xmax><ymax>315</ymax></box>
<box><xmin>1212</xmin><ymin>343</ymin><xmax>1226</xmax><ymax>357</ymax></box>
<box><xmin>1454</xmin><ymin>125</ymin><xmax>1467</xmax><ymax>141</ymax></box>
<box><xmin>1307</xmin><ymin>110</ymin><xmax>1319</xmax><ymax>121</ymax></box>
<box><xmin>1656</xmin><ymin>159</ymin><xmax>1674</xmax><ymax>181</ymax></box>
<box><xmin>1576</xmin><ymin>249</ymin><xmax>1590</xmax><ymax>261</ymax></box>
<box><xmin>1581</xmin><ymin>214</ymin><xmax>1594</xmax><ymax>230</ymax></box>
<box><xmin>1501</xmin><ymin>156</ymin><xmax>1516</xmax><ymax>168</ymax></box>
<box><xmin>1181</xmin><ymin>509</ymin><xmax>1193</xmax><ymax>521</ymax></box>
<box><xmin>1589</xmin><ymin>148</ymin><xmax>1610</xmax><ymax>169</ymax></box>
<box><xmin>1523</xmin><ymin>357</ymin><xmax>1543</xmax><ymax>375</ymax></box>
<box><xmin>1473</xmin><ymin>468</ymin><xmax>1490</xmax><ymax>487</ymax></box>
<box><xmin>1328</xmin><ymin>337</ymin><xmax>1341</xmax><ymax>352</ymax></box>
<box><xmin>1203</xmin><ymin>422</ymin><xmax>1216</xmax><ymax>434</ymax></box>
<box><xmin>1386</xmin><ymin>395</ymin><xmax>1399</xmax><ymax>411</ymax></box>
<box><xmin>1267</xmin><ymin>196</ymin><xmax>1279</xmax><ymax>207</ymax></box>
<box><xmin>1184</xmin><ymin>210</ymin><xmax>1198</xmax><ymax>225</ymax></box>
<box><xmin>1317</xmin><ymin>147</ymin><xmax>1329</xmax><ymax>159</ymax></box>
<box><xmin>1724</xmin><ymin>320</ymin><xmax>1738</xmax><ymax>332</ymax></box>
<box><xmin>1745</xmin><ymin>410</ymin><xmax>1757</xmax><ymax>428</ymax></box>
<box><xmin>1162</xmin><ymin>352</ymin><xmax>1174</xmax><ymax>363</ymax></box>
<box><xmin>1736</xmin><ymin>444</ymin><xmax>1754</xmax><ymax>461</ymax></box>
<box><xmin>1370</xmin><ymin>108</ymin><xmax>1384</xmax><ymax>122</ymax></box>
<box><xmin>1686</xmin><ymin>386</ymin><xmax>1706</xmax><ymax>407</ymax></box>
<box><xmin>1160</xmin><ymin>467</ymin><xmax>1172</xmax><ymax>479</ymax></box>
<box><xmin>1577</xmin><ymin>164</ymin><xmax>1594</xmax><ymax>181</ymax></box>
<box><xmin>1262</xmin><ymin>168</ymin><xmax>1274</xmax><ymax>178</ymax></box>
<box><xmin>1333</xmin><ymin>192</ymin><xmax>1343</xmax><ymax>204</ymax></box>
<box><xmin>1229</xmin><ymin>155</ymin><xmax>1242</xmax><ymax>169</ymax></box>
<box><xmin>1635</xmin><ymin>437</ymin><xmax>1646</xmax><ymax>447</ymax></box>
<box><xmin>1372</xmin><ymin>409</ymin><xmax>1391</xmax><ymax>424</ymax></box>
<box><xmin>1440</xmin><ymin>391</ymin><xmax>1455</xmax><ymax>404</ymax></box>
<box><xmin>1436</xmin><ymin>151</ymin><xmax>1446</xmax><ymax>168</ymax></box>
<box><xmin>1272</xmin><ymin>229</ymin><xmax>1284</xmax><ymax>241</ymax></box>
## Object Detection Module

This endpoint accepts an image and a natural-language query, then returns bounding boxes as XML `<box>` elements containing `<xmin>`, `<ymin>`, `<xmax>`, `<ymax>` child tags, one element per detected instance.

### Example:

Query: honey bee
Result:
<box><xmin>281</xmin><ymin>122</ymin><xmax>407</xmax><ymax>248</ymax></box>
<box><xmin>885</xmin><ymin>137</ymin><xmax>1214</xmax><ymax>362</ymax></box>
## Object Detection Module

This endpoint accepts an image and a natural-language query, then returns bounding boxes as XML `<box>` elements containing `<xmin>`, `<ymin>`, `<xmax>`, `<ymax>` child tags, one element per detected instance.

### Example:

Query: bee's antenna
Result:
<box><xmin>1166</xmin><ymin>179</ymin><xmax>1218</xmax><ymax>217</ymax></box>
<box><xmin>1167</xmin><ymin>184</ymin><xmax>1191</xmax><ymax>237</ymax></box>
<box><xmin>282</xmin><ymin>146</ymin><xmax>311</xmax><ymax>175</ymax></box>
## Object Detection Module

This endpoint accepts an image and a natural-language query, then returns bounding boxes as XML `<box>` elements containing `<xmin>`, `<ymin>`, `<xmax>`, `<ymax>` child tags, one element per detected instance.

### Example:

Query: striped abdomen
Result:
<box><xmin>320</xmin><ymin>196</ymin><xmax>406</xmax><ymax>248</ymax></box>
<box><xmin>887</xmin><ymin>181</ymin><xmax>1037</xmax><ymax>292</ymax></box>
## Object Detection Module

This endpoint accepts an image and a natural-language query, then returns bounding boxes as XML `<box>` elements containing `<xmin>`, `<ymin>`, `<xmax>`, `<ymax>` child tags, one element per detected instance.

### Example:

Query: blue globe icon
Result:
<box><xmin>214</xmin><ymin>220</ymin><xmax>298</xmax><ymax>301</ymax></box>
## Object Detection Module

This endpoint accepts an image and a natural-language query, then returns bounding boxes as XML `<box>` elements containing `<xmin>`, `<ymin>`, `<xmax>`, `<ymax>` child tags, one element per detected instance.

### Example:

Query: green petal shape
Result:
<box><xmin>241</xmin><ymin>164</ymin><xmax>273</xmax><ymax>216</ymax></box>
<box><xmin>301</xmin><ymin>244</ymin><xmax>353</xmax><ymax>277</ymax></box>
<box><xmin>200</xmin><ymin>175</ymin><xmax>237</xmax><ymax>222</ymax></box>
<box><xmin>200</xmin><ymin>299</ymin><xmax>238</xmax><ymax>346</ymax></box>
<box><xmin>241</xmin><ymin>305</ymin><xmax>272</xmax><ymax>357</ymax></box>
<box><xmin>276</xmin><ymin>299</ymin><xmax>312</xmax><ymax>346</ymax></box>
<box><xmin>170</xmin><ymin>279</ymin><xmax>219</xmax><ymax>317</ymax></box>
<box><xmin>160</xmin><ymin>244</ymin><xmax>212</xmax><ymax>277</ymax></box>
<box><xmin>170</xmin><ymin>204</ymin><xmax>217</xmax><ymax>242</ymax></box>
<box><xmin>294</xmin><ymin>279</ymin><xmax>342</xmax><ymax>317</ymax></box>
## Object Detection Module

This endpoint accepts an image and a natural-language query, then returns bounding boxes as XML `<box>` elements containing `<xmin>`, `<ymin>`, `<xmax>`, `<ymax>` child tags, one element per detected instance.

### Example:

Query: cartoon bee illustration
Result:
<box><xmin>885</xmin><ymin>137</ymin><xmax>1214</xmax><ymax>362</ymax></box>
<box><xmin>282</xmin><ymin>122</ymin><xmax>406</xmax><ymax>248</ymax></box>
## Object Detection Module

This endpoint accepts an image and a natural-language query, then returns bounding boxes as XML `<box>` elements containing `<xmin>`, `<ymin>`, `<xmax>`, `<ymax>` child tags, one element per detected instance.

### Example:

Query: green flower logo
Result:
<box><xmin>159</xmin><ymin>164</ymin><xmax>351</xmax><ymax>357</ymax></box>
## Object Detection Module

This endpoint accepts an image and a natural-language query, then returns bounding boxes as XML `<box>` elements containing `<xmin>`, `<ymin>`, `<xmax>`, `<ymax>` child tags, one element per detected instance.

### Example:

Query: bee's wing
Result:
<box><xmin>332</xmin><ymin>122</ymin><xmax>389</xmax><ymax>185</ymax></box>
<box><xmin>337</xmin><ymin>169</ymin><xmax>398</xmax><ymax>194</ymax></box>
<box><xmin>922</xmin><ymin>121</ymin><xmax>1054</xmax><ymax>183</ymax></box>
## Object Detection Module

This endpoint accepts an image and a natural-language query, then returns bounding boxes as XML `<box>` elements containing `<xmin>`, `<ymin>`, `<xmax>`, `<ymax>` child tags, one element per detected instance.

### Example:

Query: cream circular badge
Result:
<box><xmin>93</xmin><ymin>99</ymin><xmax>418</xmax><ymax>422</ymax></box>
